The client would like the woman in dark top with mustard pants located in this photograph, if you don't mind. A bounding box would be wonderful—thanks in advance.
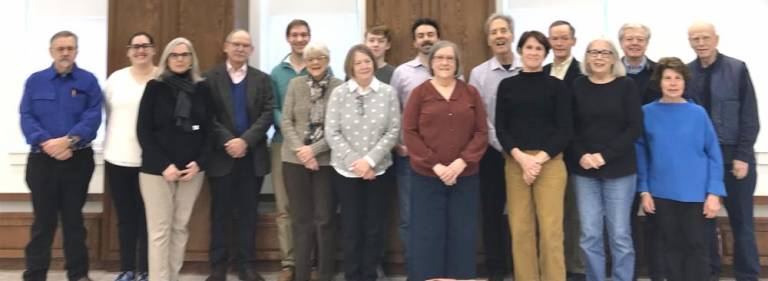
[496,31,572,281]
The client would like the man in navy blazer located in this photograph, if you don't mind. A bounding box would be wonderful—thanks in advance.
[204,29,274,281]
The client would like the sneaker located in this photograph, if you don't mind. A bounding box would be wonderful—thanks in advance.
[114,272,135,281]
[136,272,149,281]
[278,267,294,281]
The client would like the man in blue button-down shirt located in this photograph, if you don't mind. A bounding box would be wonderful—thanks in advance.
[19,30,102,281]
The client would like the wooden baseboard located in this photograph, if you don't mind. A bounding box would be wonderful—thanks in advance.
[0,193,102,201]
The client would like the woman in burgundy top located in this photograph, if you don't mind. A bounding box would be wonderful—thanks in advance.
[402,40,488,281]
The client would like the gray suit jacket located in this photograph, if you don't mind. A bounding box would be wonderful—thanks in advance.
[204,63,275,177]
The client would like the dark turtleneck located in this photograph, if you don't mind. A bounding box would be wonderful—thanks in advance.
[495,70,573,157]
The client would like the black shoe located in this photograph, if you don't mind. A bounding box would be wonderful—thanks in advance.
[487,273,505,281]
[566,272,586,281]
[206,264,228,281]
[239,267,265,281]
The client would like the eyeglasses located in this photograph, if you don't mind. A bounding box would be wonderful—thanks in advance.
[168,52,192,60]
[227,41,252,49]
[306,56,327,63]
[586,49,613,58]
[127,43,154,50]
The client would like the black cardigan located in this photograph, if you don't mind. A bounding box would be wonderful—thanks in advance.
[137,78,213,175]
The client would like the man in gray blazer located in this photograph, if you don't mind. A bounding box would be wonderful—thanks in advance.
[204,29,274,281]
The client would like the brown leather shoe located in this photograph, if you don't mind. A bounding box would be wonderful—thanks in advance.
[277,266,294,281]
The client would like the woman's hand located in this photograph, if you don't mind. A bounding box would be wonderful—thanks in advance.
[304,157,319,171]
[640,192,655,214]
[162,164,181,182]
[296,145,315,163]
[179,161,200,182]
[512,149,541,185]
[350,158,373,178]
[703,194,721,219]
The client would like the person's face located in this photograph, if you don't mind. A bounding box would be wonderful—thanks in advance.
[167,43,192,74]
[126,35,155,66]
[660,68,685,100]
[365,33,390,60]
[413,24,439,55]
[287,25,310,55]
[620,27,649,60]
[430,46,457,79]
[224,31,253,65]
[487,18,514,56]
[305,53,329,79]
[49,36,78,71]
[351,51,374,81]
[586,40,615,76]
[688,26,719,62]
[548,24,576,60]
[519,37,546,70]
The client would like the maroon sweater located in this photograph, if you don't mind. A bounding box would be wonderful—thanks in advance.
[403,79,488,177]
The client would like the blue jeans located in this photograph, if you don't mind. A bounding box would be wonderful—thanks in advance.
[709,160,759,281]
[394,155,412,272]
[572,174,636,281]
[409,173,479,281]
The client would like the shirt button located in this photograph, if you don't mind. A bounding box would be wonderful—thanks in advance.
[448,113,453,116]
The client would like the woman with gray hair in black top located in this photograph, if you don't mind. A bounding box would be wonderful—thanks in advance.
[136,37,212,281]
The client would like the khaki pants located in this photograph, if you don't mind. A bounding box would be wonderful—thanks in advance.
[505,152,566,281]
[271,142,294,267]
[139,172,204,281]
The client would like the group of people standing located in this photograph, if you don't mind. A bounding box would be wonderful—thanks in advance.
[18,12,758,281]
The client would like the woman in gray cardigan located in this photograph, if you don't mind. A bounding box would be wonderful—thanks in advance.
[280,41,343,281]
[325,44,400,281]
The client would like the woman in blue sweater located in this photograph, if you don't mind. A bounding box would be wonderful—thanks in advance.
[635,57,725,281]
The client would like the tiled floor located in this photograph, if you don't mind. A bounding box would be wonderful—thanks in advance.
[0,270,756,281]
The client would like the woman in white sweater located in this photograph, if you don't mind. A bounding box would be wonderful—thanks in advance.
[103,32,157,281]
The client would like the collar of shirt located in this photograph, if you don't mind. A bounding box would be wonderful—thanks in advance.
[552,55,573,70]
[45,63,82,80]
[348,77,381,95]
[405,56,427,69]
[489,55,522,73]
[623,56,647,75]
[226,60,248,83]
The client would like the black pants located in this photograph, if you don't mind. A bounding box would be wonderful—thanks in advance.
[283,162,336,281]
[105,161,148,273]
[478,148,510,276]
[208,154,264,268]
[655,198,710,281]
[24,148,95,281]
[631,193,665,280]
[334,171,393,281]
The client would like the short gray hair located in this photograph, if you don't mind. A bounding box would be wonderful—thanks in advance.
[580,38,626,77]
[484,13,514,36]
[225,28,251,43]
[155,37,204,83]
[50,30,78,47]
[302,41,330,61]
[427,40,462,77]
[618,23,651,41]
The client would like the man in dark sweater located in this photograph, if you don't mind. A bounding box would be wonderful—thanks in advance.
[204,29,274,281]
[619,23,660,104]
[618,22,664,281]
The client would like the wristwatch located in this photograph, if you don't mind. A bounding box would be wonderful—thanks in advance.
[67,135,78,148]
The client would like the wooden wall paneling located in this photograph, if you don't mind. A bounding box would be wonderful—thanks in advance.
[176,0,233,71]
[366,0,431,66]
[0,213,101,259]
[430,0,493,78]
[107,0,164,75]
